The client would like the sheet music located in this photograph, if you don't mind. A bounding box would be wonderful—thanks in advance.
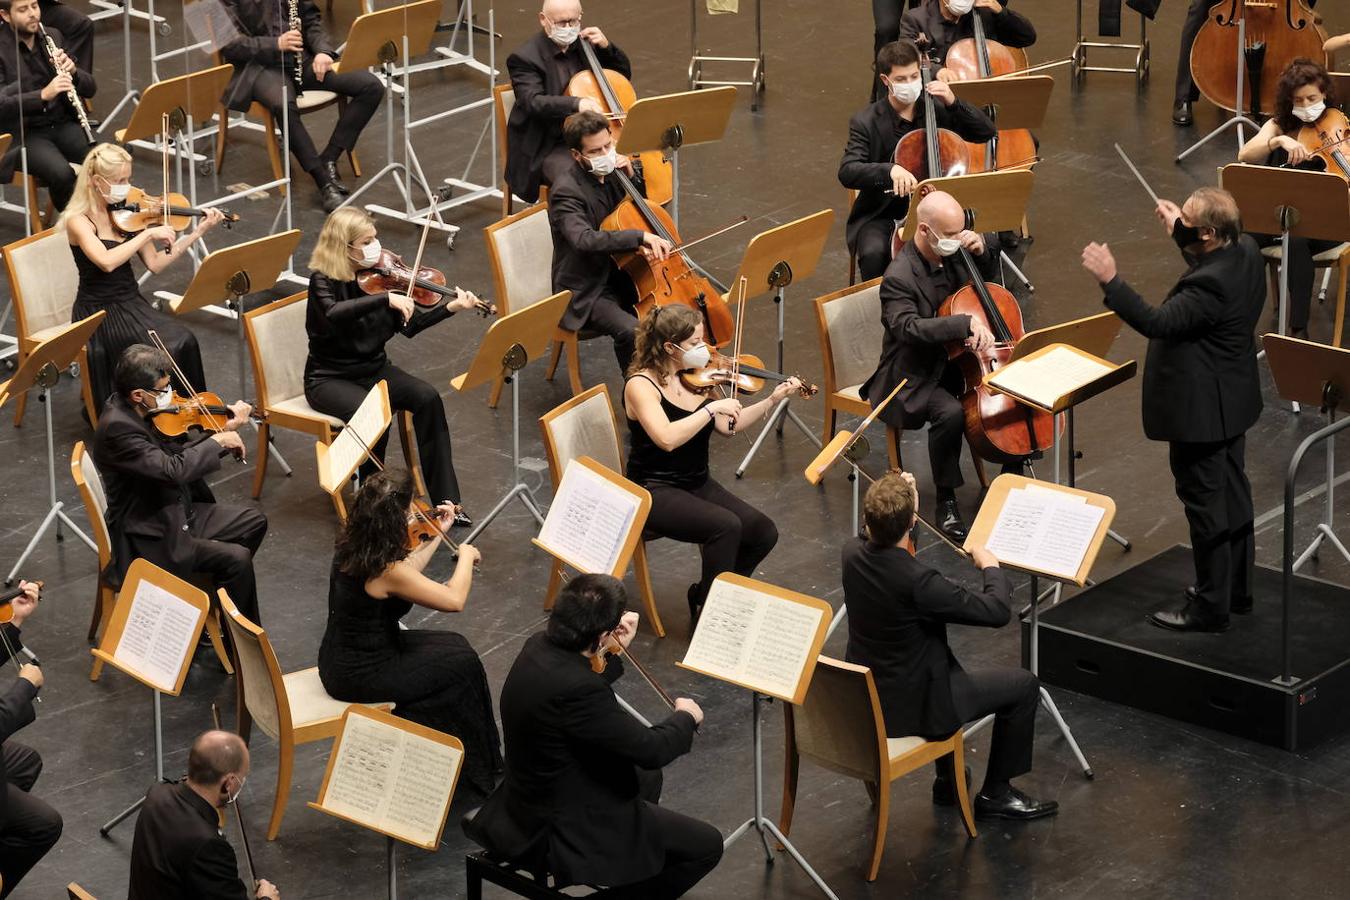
[537,461,640,574]
[112,580,201,691]
[319,383,391,492]
[322,713,462,847]
[988,346,1114,409]
[183,0,241,52]
[681,581,824,700]
[983,487,1105,580]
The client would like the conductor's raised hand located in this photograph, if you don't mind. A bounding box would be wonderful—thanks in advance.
[674,697,704,726]
[1081,241,1118,284]
[277,29,303,53]
[1154,198,1183,234]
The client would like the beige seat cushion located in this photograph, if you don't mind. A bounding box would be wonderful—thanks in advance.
[282,667,392,728]
[296,90,338,111]
[887,735,928,762]
[1261,242,1350,263]
[837,383,864,402]
[269,395,345,428]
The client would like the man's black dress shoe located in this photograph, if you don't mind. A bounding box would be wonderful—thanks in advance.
[1172,100,1194,126]
[688,583,703,626]
[452,509,473,528]
[937,499,968,543]
[1185,585,1252,615]
[323,160,350,195]
[973,787,1059,821]
[319,182,345,213]
[932,765,971,807]
[1148,605,1229,633]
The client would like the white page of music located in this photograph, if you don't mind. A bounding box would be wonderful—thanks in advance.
[113,580,200,691]
[991,346,1113,407]
[538,461,639,574]
[322,713,462,847]
[983,487,1105,580]
[321,385,389,490]
[682,580,823,700]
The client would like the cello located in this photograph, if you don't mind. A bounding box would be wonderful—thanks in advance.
[1190,0,1327,119]
[944,13,1037,175]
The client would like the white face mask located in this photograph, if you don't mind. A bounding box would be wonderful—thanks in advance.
[142,386,173,411]
[927,228,963,257]
[549,22,579,47]
[676,342,711,370]
[587,148,618,177]
[101,179,130,204]
[1293,101,1326,124]
[226,774,246,806]
[352,239,382,266]
[890,79,922,106]
[946,0,975,14]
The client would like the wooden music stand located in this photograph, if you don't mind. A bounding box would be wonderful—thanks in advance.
[315,379,392,495]
[309,706,464,900]
[94,559,210,836]
[898,169,1034,241]
[728,209,834,476]
[451,291,570,545]
[116,63,234,146]
[615,86,737,226]
[0,313,105,584]
[949,75,1054,168]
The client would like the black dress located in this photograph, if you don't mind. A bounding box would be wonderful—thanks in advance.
[317,562,502,795]
[70,220,206,415]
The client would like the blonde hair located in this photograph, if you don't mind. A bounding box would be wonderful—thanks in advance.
[308,207,376,281]
[627,304,701,384]
[58,143,132,230]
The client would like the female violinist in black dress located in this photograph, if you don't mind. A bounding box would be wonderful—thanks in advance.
[61,143,224,421]
[622,305,802,622]
[318,471,502,796]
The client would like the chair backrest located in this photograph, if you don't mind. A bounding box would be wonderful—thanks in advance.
[3,227,79,341]
[539,384,624,485]
[788,656,885,783]
[815,278,883,395]
[244,292,308,407]
[70,441,112,569]
[66,884,97,900]
[218,589,293,742]
[493,83,515,163]
[484,203,554,315]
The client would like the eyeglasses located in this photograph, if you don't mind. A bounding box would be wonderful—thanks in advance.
[549,15,581,27]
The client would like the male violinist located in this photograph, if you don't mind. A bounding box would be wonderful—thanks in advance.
[548,109,672,373]
[505,0,631,204]
[899,0,1035,82]
[465,574,722,898]
[1082,188,1263,632]
[861,190,1022,541]
[92,344,269,625]
[841,39,996,282]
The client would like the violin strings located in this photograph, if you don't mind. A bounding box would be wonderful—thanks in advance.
[146,330,230,436]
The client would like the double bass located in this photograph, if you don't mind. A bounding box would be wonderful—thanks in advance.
[944,13,1037,174]
[1190,0,1327,119]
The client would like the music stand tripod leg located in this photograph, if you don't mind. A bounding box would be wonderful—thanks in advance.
[1294,406,1350,569]
[1028,573,1093,778]
[1176,15,1259,163]
[461,355,545,545]
[100,690,168,836]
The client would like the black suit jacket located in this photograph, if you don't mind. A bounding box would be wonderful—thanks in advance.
[0,672,39,829]
[842,537,1011,738]
[505,32,631,203]
[467,633,698,887]
[1102,236,1264,443]
[128,782,250,900]
[219,0,336,112]
[91,394,222,587]
[0,25,96,176]
[839,97,995,251]
[547,162,646,331]
[899,0,1036,65]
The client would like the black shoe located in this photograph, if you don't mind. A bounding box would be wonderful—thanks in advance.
[1172,100,1194,126]
[688,583,704,626]
[932,765,971,807]
[1148,604,1230,633]
[937,499,968,543]
[1185,585,1252,615]
[998,229,1021,251]
[319,182,345,213]
[974,787,1059,821]
[452,509,473,529]
[323,160,351,196]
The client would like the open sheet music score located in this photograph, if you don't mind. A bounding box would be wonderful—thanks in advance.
[317,381,391,493]
[113,579,203,693]
[678,574,830,704]
[535,457,644,576]
[313,707,463,850]
[986,345,1115,411]
[980,482,1107,582]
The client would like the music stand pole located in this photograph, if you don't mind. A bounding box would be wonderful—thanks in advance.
[462,346,545,545]
[1176,14,1259,163]
[99,689,167,835]
[1025,573,1093,777]
[99,0,142,132]
[387,836,398,900]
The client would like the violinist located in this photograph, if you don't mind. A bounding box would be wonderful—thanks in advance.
[1081,188,1263,633]
[841,39,995,282]
[1236,58,1342,340]
[466,574,721,899]
[0,0,95,212]
[505,0,631,203]
[91,344,268,625]
[550,110,673,373]
[305,208,481,525]
[61,143,225,422]
[624,305,798,623]
[317,472,501,797]
[899,0,1035,82]
[862,190,1021,542]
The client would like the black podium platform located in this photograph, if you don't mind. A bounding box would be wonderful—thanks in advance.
[1027,545,1350,751]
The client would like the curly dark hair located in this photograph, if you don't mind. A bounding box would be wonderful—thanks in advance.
[334,471,414,582]
[626,304,702,384]
[1273,58,1337,137]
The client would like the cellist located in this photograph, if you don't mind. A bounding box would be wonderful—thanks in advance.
[899,0,1035,83]
[548,110,672,373]
[840,39,995,282]
[861,190,1026,542]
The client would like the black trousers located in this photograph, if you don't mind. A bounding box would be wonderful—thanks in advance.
[902,368,967,492]
[1252,234,1340,332]
[130,502,268,623]
[869,0,924,100]
[1168,434,1255,616]
[592,804,724,900]
[2,120,89,211]
[857,217,895,282]
[39,1,95,73]
[306,363,462,505]
[0,742,62,898]
[584,295,639,372]
[645,477,778,606]
[936,667,1039,789]
[250,65,384,178]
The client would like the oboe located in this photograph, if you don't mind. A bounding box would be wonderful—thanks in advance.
[38,25,94,144]
[288,0,303,89]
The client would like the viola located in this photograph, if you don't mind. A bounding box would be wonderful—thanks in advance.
[0,581,42,624]
[566,38,673,206]
[1290,107,1350,179]
[1190,0,1326,119]
[110,186,239,233]
[356,249,496,315]
[944,13,1037,176]
[146,390,260,437]
[679,351,817,397]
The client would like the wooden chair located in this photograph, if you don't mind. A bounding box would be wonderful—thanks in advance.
[242,291,423,519]
[2,227,96,426]
[218,589,394,840]
[484,203,589,406]
[0,133,47,234]
[72,441,235,682]
[780,656,977,881]
[847,188,859,286]
[66,884,97,900]
[493,84,516,218]
[538,384,665,638]
[1260,242,1350,347]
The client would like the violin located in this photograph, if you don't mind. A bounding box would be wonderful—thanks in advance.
[1190,0,1326,119]
[679,351,818,398]
[566,38,674,206]
[0,581,42,624]
[356,249,497,316]
[146,390,262,437]
[1290,107,1350,179]
[944,13,1037,175]
[110,186,239,233]
[589,634,677,710]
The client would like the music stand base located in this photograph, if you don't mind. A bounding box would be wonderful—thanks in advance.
[462,482,544,545]
[1294,524,1350,571]
[100,690,169,837]
[734,400,821,478]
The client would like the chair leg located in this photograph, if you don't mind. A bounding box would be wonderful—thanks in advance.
[89,654,105,682]
[1334,258,1349,348]
[487,373,506,409]
[215,105,229,173]
[79,347,98,425]
[632,541,665,638]
[866,782,891,881]
[951,740,977,839]
[566,338,584,396]
[823,405,838,448]
[267,738,295,841]
[886,425,903,470]
[88,584,114,644]
[251,422,270,499]
[545,339,564,381]
[968,440,990,489]
[205,613,235,676]
[261,108,287,197]
[331,489,348,521]
[848,252,857,287]
[25,176,43,234]
[11,365,27,426]
[237,674,253,744]
[778,709,800,838]
[544,561,563,611]
[398,411,429,500]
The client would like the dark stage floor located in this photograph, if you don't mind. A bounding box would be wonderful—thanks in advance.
[4,1,1350,898]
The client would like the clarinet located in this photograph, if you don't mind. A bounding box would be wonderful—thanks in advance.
[288,0,304,89]
[39,24,95,144]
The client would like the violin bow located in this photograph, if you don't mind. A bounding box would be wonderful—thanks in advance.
[1113,143,1160,206]
[725,276,750,433]
[159,114,172,254]
[145,330,237,460]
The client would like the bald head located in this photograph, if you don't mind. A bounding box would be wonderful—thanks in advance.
[540,0,582,35]
[187,730,248,788]
[915,191,964,234]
